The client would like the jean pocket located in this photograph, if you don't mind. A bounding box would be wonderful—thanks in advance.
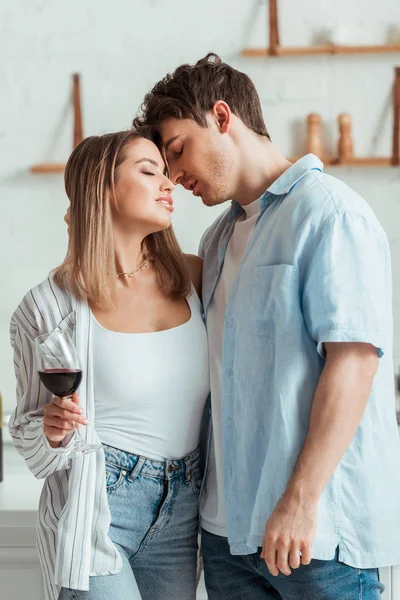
[105,461,126,492]
[190,465,203,495]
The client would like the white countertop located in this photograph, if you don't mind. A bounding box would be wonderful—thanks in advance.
[0,443,43,530]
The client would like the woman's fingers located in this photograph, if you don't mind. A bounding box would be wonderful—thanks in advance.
[44,393,86,445]
[47,394,88,425]
[52,394,82,414]
[44,418,74,432]
[45,403,88,426]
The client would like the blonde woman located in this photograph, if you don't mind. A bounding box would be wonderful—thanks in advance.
[9,130,210,600]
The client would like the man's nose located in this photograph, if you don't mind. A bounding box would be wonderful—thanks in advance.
[169,167,184,186]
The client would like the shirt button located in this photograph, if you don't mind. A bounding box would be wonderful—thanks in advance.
[121,470,127,476]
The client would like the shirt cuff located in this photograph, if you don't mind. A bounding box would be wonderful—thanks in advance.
[42,429,78,453]
[315,328,384,359]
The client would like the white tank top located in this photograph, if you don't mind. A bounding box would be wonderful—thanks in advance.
[92,288,210,460]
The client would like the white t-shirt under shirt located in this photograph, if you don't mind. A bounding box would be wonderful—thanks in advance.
[200,198,261,536]
[92,288,210,461]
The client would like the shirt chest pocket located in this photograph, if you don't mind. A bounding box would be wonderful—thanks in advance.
[250,264,300,337]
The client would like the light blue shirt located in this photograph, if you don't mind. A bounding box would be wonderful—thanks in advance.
[199,154,400,568]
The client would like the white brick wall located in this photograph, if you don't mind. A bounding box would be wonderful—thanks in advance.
[2,0,400,413]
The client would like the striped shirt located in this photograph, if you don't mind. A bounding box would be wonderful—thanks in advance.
[9,278,122,600]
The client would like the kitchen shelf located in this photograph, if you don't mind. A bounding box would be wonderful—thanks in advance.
[30,73,83,175]
[30,163,66,174]
[242,1,400,58]
[244,2,400,165]
[289,156,393,166]
[242,44,400,58]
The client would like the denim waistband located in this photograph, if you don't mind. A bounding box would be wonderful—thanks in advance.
[102,443,201,482]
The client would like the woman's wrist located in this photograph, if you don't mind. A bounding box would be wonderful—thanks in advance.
[47,437,61,449]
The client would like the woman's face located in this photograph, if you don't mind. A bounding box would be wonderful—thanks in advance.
[112,137,174,234]
[63,137,174,236]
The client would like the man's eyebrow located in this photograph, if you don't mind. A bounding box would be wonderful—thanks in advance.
[165,135,181,151]
[135,158,160,168]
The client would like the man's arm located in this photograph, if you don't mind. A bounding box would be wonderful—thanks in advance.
[185,253,203,298]
[262,341,378,576]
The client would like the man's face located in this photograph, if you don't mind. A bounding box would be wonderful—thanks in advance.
[160,115,236,207]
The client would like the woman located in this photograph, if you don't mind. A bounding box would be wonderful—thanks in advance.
[9,130,210,600]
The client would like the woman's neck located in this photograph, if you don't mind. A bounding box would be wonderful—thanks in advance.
[113,231,147,275]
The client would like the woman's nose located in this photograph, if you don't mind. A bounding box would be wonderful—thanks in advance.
[163,177,175,193]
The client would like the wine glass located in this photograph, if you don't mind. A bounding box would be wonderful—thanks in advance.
[34,330,101,457]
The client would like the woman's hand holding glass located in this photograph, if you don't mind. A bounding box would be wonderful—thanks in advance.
[35,330,101,456]
[43,393,88,448]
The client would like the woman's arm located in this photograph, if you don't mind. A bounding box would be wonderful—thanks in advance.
[185,253,203,298]
[9,316,74,479]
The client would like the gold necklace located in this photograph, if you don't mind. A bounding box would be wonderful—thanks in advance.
[116,261,149,278]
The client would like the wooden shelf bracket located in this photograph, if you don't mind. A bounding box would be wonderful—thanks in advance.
[30,73,84,174]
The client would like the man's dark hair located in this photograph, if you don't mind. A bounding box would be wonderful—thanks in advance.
[133,52,270,140]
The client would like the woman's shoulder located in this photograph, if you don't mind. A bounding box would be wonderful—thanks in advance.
[184,254,203,298]
[11,277,73,339]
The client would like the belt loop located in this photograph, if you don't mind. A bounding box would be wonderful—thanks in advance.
[128,456,145,481]
[185,455,191,483]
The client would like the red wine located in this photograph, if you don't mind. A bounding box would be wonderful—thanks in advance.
[39,368,82,397]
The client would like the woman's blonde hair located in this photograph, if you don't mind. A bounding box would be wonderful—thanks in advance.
[53,130,191,309]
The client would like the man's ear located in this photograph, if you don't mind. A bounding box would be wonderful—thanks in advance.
[210,101,232,134]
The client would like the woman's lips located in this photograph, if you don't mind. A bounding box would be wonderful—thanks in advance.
[156,197,174,211]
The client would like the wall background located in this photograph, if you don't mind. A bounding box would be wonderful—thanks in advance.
[2,0,400,415]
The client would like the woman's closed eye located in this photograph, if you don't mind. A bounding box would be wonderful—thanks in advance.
[143,171,156,176]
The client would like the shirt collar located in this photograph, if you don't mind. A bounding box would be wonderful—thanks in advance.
[228,154,323,221]
[266,154,323,196]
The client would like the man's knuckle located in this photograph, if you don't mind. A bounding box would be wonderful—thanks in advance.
[276,561,285,570]
[266,531,276,543]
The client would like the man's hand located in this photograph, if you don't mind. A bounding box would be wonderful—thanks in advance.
[260,342,377,577]
[261,494,317,576]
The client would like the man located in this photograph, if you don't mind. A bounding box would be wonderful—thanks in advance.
[133,53,400,599]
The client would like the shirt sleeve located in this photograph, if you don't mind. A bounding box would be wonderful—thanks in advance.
[301,211,389,359]
[198,229,208,260]
[9,316,75,479]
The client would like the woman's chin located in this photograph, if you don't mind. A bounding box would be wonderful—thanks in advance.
[149,216,172,233]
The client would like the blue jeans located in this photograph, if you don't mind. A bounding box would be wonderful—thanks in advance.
[59,444,202,600]
[201,529,384,600]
